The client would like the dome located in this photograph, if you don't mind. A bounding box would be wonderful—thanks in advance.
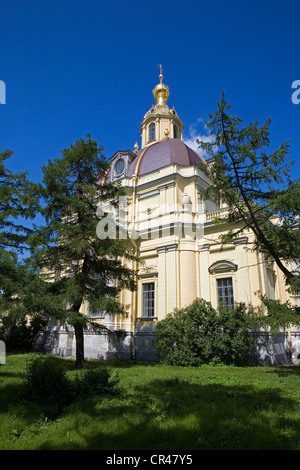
[127,138,207,177]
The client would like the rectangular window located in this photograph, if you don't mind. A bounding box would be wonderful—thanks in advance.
[173,124,178,138]
[148,123,155,141]
[142,282,155,317]
[217,278,234,310]
[87,308,105,319]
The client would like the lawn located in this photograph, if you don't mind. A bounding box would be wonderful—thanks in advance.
[0,353,300,450]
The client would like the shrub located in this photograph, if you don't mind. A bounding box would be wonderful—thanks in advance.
[22,356,120,418]
[0,314,47,352]
[154,298,254,366]
[73,367,119,398]
[23,355,73,418]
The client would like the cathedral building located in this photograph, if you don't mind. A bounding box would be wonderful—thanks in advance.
[41,68,296,364]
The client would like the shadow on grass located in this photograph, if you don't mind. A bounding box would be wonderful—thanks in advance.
[266,365,300,378]
[1,355,300,450]
[79,358,158,370]
[0,355,151,417]
[36,377,300,451]
[30,355,157,370]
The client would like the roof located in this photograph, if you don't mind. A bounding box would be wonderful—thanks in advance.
[128,138,207,177]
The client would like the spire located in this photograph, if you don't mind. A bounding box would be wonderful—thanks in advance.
[153,64,170,105]
[140,66,184,148]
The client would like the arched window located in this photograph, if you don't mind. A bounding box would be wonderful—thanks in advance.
[173,124,178,138]
[148,123,155,141]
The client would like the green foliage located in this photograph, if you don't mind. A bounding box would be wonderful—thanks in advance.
[1,137,136,366]
[0,256,57,352]
[0,150,47,353]
[197,92,300,293]
[154,298,254,366]
[23,356,73,418]
[0,313,47,352]
[27,135,137,368]
[22,356,119,418]
[1,355,300,450]
[0,149,38,253]
[257,294,300,335]
[73,367,119,398]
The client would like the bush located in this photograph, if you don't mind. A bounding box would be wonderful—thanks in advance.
[22,356,120,418]
[73,367,119,398]
[154,298,254,366]
[23,356,73,418]
[0,314,47,352]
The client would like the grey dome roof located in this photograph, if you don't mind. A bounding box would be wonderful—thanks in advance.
[128,138,207,177]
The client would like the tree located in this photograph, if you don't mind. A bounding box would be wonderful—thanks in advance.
[0,150,45,350]
[29,135,137,368]
[0,149,38,292]
[258,294,300,335]
[198,92,300,295]
[0,149,38,253]
[0,260,49,351]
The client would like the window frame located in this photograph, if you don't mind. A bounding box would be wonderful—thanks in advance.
[173,124,178,138]
[148,123,156,142]
[142,281,156,318]
[216,277,234,310]
[87,309,105,319]
[208,260,237,310]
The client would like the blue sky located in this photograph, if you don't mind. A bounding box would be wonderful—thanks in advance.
[1,0,300,183]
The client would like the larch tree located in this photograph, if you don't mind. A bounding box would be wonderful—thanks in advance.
[0,149,38,254]
[0,150,45,349]
[197,93,300,327]
[198,92,300,292]
[29,135,137,368]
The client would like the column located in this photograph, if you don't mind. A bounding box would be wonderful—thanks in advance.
[157,246,167,320]
[166,244,178,314]
[234,237,251,304]
[199,244,210,301]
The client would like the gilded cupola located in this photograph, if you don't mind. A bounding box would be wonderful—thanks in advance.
[140,65,184,148]
[153,66,170,105]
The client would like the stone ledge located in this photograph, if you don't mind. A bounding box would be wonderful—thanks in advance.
[136,317,158,321]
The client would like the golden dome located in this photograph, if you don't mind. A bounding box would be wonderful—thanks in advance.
[140,65,184,147]
[152,64,170,105]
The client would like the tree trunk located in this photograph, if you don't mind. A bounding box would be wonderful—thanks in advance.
[74,322,85,369]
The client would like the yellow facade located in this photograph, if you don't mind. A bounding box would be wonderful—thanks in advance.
[98,68,291,341]
[36,67,298,365]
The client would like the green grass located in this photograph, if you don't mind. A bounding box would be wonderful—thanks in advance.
[0,353,300,450]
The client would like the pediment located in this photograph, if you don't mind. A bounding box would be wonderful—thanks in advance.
[209,260,238,273]
[110,150,136,164]
[109,150,136,181]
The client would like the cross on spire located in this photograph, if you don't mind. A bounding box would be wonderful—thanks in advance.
[158,64,164,75]
[158,64,164,82]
